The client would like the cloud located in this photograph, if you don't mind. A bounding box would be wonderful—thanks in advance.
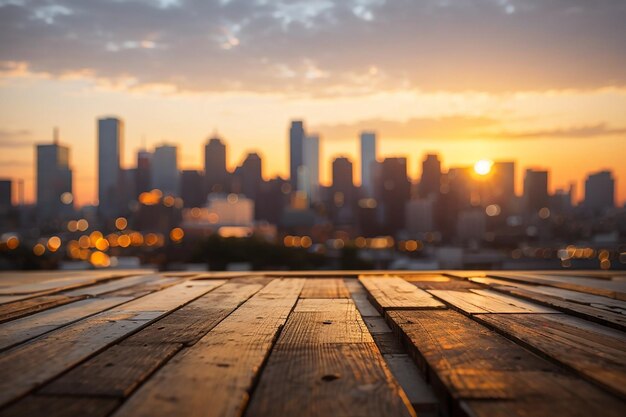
[314,116,498,140]
[313,118,626,141]
[0,129,33,147]
[0,0,625,95]
[494,123,626,139]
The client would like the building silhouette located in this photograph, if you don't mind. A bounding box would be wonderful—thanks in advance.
[0,179,11,214]
[236,152,263,201]
[289,120,305,189]
[584,170,615,214]
[181,170,205,208]
[523,169,549,216]
[419,154,441,199]
[204,136,228,194]
[97,117,123,217]
[379,157,411,235]
[152,144,179,196]
[36,129,73,219]
[302,134,320,205]
[135,149,153,195]
[360,131,377,198]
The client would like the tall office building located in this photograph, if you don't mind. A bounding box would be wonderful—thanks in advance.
[488,161,515,211]
[152,144,179,196]
[36,129,73,219]
[302,134,320,204]
[0,179,11,213]
[97,117,123,216]
[204,136,228,194]
[181,170,205,208]
[289,120,305,189]
[419,154,441,199]
[135,149,153,195]
[523,169,549,215]
[584,170,615,213]
[379,157,411,235]
[360,131,377,198]
[332,157,354,197]
[238,152,263,200]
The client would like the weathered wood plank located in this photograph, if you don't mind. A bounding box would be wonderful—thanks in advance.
[490,272,626,301]
[0,396,120,417]
[475,313,626,399]
[0,294,85,323]
[245,298,416,417]
[40,281,265,399]
[0,280,224,407]
[359,276,445,312]
[0,272,142,295]
[300,278,350,298]
[471,277,626,330]
[0,297,133,351]
[113,278,304,417]
[428,289,556,314]
[40,343,182,398]
[387,309,623,417]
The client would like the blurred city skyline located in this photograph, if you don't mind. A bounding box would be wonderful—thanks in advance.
[1,0,626,206]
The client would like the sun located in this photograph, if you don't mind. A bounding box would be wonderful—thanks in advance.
[474,159,493,176]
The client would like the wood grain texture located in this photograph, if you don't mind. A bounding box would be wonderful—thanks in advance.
[489,272,626,301]
[40,343,182,397]
[113,278,304,417]
[428,289,556,314]
[0,294,85,323]
[245,298,415,417]
[300,278,350,298]
[0,396,120,417]
[0,297,133,351]
[0,280,224,407]
[471,277,626,330]
[475,313,626,399]
[387,309,624,417]
[359,276,445,312]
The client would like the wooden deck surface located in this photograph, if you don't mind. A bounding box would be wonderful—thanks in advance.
[0,270,624,417]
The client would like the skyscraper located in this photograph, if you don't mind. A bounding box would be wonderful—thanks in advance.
[238,152,263,200]
[331,156,355,223]
[523,169,549,215]
[97,117,123,216]
[360,131,377,198]
[489,161,515,210]
[289,120,305,189]
[419,154,441,199]
[379,157,411,235]
[152,144,179,195]
[181,170,205,208]
[302,134,320,204]
[36,129,73,219]
[135,149,153,195]
[204,136,228,194]
[584,170,615,213]
[0,179,11,213]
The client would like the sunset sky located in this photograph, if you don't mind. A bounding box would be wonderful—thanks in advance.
[1,0,625,206]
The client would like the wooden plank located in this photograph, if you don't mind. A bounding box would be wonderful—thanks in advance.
[40,343,182,398]
[0,280,225,407]
[245,298,416,417]
[0,396,119,417]
[387,309,623,417]
[113,278,304,417]
[124,280,265,346]
[0,271,141,295]
[471,278,626,330]
[40,281,265,398]
[472,276,626,313]
[475,313,626,399]
[0,297,133,351]
[359,276,445,312]
[300,278,350,298]
[428,289,556,314]
[0,294,85,323]
[490,272,626,301]
[63,274,169,297]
